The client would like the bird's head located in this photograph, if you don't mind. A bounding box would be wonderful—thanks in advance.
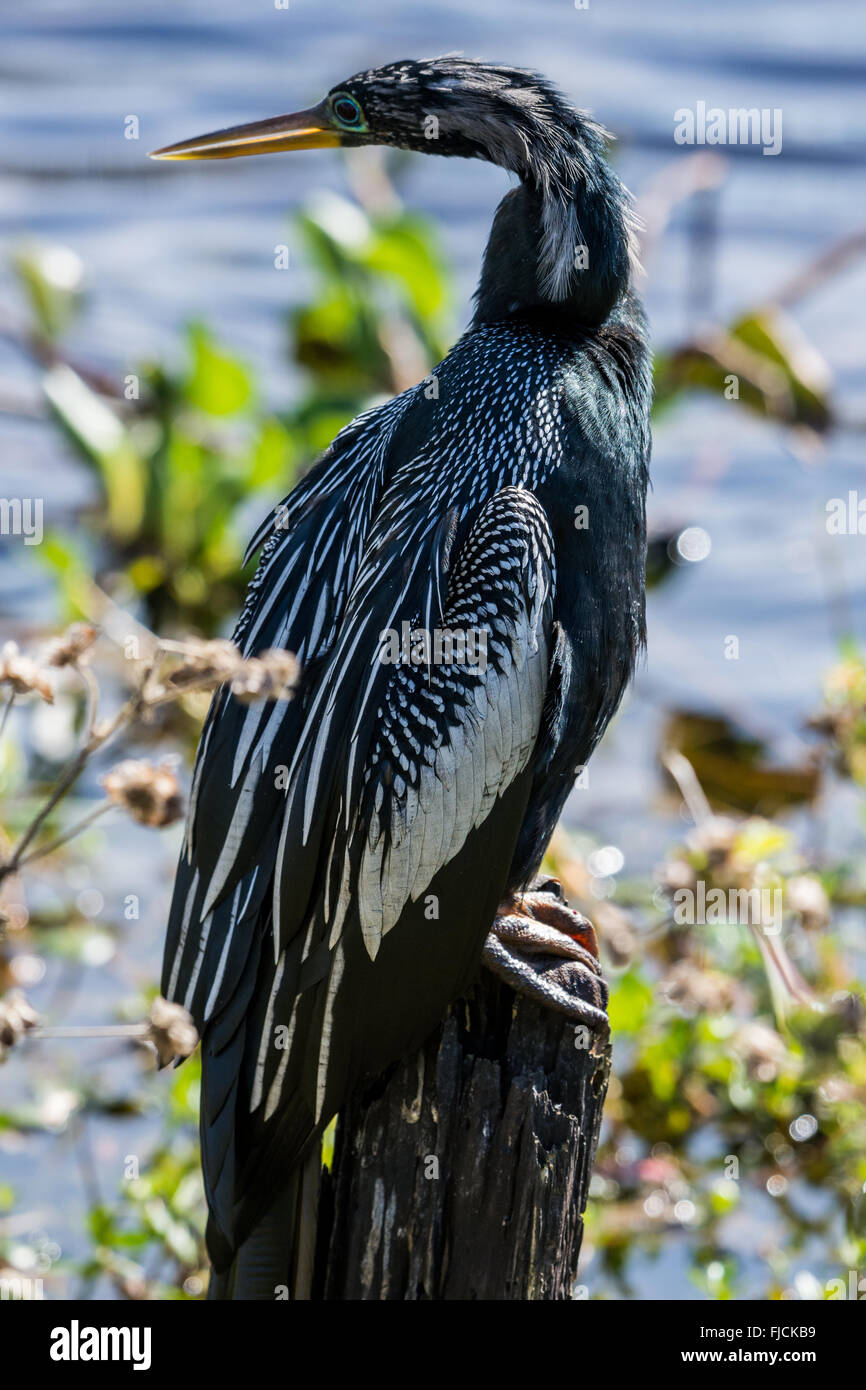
[150,56,638,314]
[150,56,583,167]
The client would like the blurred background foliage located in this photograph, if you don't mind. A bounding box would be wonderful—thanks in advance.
[11,184,451,637]
[2,148,865,1301]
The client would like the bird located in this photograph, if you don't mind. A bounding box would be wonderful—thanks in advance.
[150,55,652,1299]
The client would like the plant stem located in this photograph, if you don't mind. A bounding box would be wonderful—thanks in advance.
[16,802,114,868]
[0,653,159,883]
[0,692,15,742]
[1,747,90,880]
[32,1023,150,1041]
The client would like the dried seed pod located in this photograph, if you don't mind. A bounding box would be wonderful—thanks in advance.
[165,638,243,693]
[147,996,198,1066]
[230,648,299,703]
[785,874,830,931]
[102,759,184,827]
[0,642,53,703]
[45,623,98,668]
[0,990,39,1062]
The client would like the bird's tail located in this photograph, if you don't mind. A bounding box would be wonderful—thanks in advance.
[207,1146,322,1301]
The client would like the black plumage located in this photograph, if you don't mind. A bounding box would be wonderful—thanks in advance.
[152,56,652,1297]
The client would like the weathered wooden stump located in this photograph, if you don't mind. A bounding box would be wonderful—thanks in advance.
[315,957,610,1300]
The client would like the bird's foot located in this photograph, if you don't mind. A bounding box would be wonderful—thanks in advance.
[482,877,609,1039]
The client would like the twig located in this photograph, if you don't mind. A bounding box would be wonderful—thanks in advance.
[71,1114,102,1219]
[0,692,14,742]
[77,663,100,739]
[16,801,114,869]
[0,308,122,399]
[772,227,866,310]
[2,747,90,879]
[32,1023,150,1041]
[661,748,712,825]
[0,649,159,883]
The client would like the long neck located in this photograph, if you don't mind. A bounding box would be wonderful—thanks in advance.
[472,126,635,329]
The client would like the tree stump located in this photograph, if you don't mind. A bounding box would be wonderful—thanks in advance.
[315,961,610,1300]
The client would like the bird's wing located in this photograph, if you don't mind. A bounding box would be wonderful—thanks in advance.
[161,390,412,1026]
[330,484,555,959]
[248,484,556,1132]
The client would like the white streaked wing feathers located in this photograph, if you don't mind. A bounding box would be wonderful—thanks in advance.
[341,487,555,958]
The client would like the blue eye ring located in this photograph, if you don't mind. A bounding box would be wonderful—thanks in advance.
[331,92,364,128]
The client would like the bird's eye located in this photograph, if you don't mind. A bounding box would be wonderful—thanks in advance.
[332,93,363,127]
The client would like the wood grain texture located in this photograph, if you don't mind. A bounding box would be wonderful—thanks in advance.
[315,971,610,1300]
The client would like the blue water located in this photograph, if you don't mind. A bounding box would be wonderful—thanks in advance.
[1,0,865,1299]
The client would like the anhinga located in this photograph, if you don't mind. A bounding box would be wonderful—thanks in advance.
[150,56,651,1299]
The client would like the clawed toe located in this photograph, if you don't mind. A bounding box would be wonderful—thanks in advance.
[515,888,599,959]
[483,881,609,1037]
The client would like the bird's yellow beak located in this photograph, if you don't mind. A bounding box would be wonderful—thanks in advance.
[148,104,342,161]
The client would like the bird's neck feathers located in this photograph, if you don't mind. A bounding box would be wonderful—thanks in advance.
[468,103,640,328]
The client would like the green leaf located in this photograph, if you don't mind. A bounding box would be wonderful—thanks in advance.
[731,307,832,431]
[297,198,372,273]
[42,365,146,542]
[364,215,449,320]
[33,530,96,620]
[653,306,832,432]
[184,324,254,416]
[733,818,791,865]
[247,417,297,490]
[12,244,84,340]
[608,969,653,1034]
